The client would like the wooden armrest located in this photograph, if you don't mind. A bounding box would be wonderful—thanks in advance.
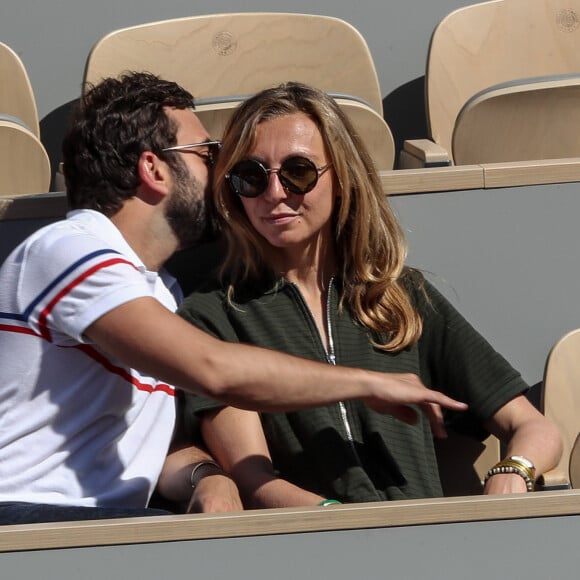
[399,139,451,168]
[537,468,572,491]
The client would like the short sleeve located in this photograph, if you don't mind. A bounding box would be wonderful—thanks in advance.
[19,230,155,344]
[409,271,528,436]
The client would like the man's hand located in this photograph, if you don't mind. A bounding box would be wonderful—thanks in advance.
[363,373,468,438]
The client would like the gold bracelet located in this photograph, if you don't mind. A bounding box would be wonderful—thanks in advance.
[508,455,536,479]
[502,457,536,482]
[483,456,536,492]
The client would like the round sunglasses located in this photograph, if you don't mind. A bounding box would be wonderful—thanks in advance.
[226,156,331,198]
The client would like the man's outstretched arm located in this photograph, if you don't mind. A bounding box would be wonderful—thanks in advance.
[86,297,468,424]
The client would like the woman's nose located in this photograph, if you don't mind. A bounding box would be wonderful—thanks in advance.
[262,169,289,201]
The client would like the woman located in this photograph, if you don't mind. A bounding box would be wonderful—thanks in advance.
[177,82,561,507]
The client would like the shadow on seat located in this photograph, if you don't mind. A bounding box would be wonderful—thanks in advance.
[435,433,499,496]
[82,13,395,171]
[540,328,580,489]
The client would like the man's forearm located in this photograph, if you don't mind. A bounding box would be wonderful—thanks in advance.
[88,298,468,420]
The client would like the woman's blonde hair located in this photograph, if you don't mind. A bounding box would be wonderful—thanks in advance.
[212,82,422,351]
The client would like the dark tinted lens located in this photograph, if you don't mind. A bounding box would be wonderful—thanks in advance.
[227,159,268,197]
[279,157,319,194]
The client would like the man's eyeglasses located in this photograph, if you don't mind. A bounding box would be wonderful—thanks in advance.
[161,140,222,166]
[226,156,331,198]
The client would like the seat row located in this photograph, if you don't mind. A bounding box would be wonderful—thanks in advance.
[5,1,580,195]
[84,1,580,173]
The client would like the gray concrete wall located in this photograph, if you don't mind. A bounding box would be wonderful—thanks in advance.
[2,514,580,579]
[390,182,580,389]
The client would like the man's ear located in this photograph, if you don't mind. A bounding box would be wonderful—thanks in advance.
[138,151,172,199]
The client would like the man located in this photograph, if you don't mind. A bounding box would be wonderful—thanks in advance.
[0,72,465,524]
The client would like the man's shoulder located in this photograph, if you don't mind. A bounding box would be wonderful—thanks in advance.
[20,211,107,249]
[0,211,140,296]
[1,217,90,272]
[31,220,123,267]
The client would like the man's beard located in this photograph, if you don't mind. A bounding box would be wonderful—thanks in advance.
[165,161,219,250]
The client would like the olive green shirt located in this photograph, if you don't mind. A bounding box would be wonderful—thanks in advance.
[178,270,527,502]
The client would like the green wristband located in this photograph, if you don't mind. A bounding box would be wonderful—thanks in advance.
[318,499,342,506]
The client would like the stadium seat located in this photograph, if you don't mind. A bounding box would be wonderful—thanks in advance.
[452,75,580,165]
[0,115,51,197]
[400,0,580,166]
[540,328,580,489]
[0,41,40,138]
[83,13,395,171]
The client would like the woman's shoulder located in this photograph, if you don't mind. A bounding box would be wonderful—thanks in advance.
[399,266,428,297]
[179,283,228,315]
[178,275,281,315]
[398,267,447,317]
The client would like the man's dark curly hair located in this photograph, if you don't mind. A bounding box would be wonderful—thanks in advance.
[62,71,194,215]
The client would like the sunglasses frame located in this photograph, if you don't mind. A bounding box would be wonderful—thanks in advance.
[226,156,331,198]
[161,140,222,166]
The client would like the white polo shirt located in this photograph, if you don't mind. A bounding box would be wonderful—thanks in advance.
[0,209,179,508]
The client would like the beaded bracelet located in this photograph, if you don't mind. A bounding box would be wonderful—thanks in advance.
[483,456,536,492]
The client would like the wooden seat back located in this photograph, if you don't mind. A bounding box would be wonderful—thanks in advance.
[426,0,580,162]
[453,75,580,164]
[0,42,40,138]
[83,13,394,170]
[541,328,580,488]
[0,117,51,197]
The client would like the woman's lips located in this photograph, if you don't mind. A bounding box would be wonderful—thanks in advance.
[264,213,298,225]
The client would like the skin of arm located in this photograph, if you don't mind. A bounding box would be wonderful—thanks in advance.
[202,397,563,503]
[482,394,563,494]
[85,297,468,420]
[201,407,325,508]
[157,443,243,513]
